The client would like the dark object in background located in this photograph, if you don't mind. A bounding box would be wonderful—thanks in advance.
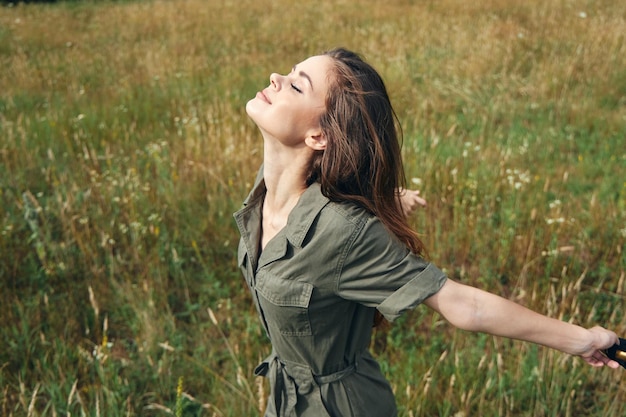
[605,337,626,369]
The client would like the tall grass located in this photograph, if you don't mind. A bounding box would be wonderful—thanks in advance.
[1,0,624,415]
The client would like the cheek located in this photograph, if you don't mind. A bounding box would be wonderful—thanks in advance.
[294,105,324,130]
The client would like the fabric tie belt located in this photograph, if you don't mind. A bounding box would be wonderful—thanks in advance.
[254,351,357,417]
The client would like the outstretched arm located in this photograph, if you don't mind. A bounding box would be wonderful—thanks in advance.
[424,279,620,368]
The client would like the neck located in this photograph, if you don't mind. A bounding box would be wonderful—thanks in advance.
[262,138,312,209]
[259,139,312,249]
[262,165,308,225]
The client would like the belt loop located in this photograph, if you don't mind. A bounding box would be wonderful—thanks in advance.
[254,351,277,377]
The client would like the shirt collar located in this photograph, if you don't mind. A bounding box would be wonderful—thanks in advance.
[284,182,330,248]
[239,170,330,249]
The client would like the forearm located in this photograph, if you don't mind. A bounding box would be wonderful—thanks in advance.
[425,279,591,355]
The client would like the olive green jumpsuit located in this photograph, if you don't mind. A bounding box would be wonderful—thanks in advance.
[234,173,447,417]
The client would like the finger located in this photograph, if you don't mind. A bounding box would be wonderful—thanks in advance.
[415,196,427,207]
[585,351,620,368]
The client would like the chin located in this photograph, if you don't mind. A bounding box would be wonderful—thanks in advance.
[245,99,257,119]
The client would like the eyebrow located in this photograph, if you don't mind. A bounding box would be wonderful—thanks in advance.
[292,65,314,91]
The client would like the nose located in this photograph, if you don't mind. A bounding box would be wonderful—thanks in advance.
[269,73,282,90]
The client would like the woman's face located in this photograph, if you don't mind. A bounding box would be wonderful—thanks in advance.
[246,55,332,148]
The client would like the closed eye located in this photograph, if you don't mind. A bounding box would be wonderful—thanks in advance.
[291,83,303,94]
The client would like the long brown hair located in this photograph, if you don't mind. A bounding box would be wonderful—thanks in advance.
[307,47,425,257]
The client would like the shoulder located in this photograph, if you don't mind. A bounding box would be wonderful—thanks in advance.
[315,193,375,239]
[315,199,395,256]
[298,182,373,227]
[324,200,371,226]
[290,183,376,249]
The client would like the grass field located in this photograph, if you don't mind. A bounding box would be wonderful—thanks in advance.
[1,0,625,415]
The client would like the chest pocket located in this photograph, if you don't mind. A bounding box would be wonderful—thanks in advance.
[255,272,313,337]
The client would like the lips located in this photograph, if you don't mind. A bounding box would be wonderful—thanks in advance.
[257,89,272,104]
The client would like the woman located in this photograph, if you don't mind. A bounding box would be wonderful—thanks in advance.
[234,48,620,417]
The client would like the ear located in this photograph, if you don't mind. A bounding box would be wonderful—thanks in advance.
[304,129,326,151]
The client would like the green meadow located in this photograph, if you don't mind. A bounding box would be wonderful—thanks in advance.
[1,0,624,415]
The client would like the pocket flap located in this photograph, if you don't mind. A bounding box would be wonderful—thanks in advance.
[256,274,313,308]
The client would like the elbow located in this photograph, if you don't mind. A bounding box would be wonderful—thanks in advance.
[427,280,484,332]
[453,293,483,332]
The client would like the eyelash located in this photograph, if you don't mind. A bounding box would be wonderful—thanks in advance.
[291,83,302,94]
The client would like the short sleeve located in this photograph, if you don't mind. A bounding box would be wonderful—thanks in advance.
[337,217,447,322]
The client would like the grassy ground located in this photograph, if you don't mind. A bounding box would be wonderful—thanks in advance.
[1,0,625,415]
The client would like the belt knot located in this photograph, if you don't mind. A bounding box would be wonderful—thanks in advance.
[254,352,358,416]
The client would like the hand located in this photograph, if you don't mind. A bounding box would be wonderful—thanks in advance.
[398,188,427,217]
[576,326,621,368]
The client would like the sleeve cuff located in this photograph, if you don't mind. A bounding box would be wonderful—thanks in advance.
[377,263,447,322]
